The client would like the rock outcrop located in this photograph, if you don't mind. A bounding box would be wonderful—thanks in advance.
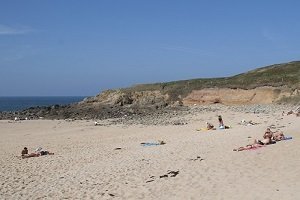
[1,61,299,120]
[182,87,298,105]
[81,89,170,108]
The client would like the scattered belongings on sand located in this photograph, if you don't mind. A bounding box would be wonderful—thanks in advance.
[282,107,300,116]
[239,119,259,126]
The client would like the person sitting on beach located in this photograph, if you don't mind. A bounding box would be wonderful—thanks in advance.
[273,132,285,141]
[272,130,286,141]
[264,128,287,141]
[253,128,277,145]
[21,147,28,156]
[206,122,216,130]
[263,128,273,139]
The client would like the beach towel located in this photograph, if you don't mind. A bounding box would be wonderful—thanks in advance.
[196,128,209,131]
[141,140,166,146]
[141,142,161,147]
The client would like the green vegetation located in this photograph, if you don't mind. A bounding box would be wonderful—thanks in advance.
[278,95,300,104]
[122,61,300,101]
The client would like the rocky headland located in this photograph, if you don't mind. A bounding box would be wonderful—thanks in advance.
[1,61,299,123]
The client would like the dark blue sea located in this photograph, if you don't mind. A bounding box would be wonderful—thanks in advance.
[0,96,87,112]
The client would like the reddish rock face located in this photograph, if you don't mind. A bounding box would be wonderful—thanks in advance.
[182,87,294,105]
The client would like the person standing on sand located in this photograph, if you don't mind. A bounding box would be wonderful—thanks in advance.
[218,115,230,129]
[218,115,224,128]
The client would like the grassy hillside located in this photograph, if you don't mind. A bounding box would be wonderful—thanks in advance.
[122,61,300,101]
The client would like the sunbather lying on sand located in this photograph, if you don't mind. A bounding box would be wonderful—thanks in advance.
[233,138,271,152]
[233,128,276,151]
[233,143,264,151]
[21,147,54,159]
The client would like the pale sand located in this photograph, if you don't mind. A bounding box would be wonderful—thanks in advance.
[0,107,299,200]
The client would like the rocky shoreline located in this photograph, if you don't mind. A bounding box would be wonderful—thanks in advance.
[0,102,296,126]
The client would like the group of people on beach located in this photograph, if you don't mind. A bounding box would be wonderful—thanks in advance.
[233,128,289,151]
[206,115,230,130]
[19,111,293,158]
[204,115,290,152]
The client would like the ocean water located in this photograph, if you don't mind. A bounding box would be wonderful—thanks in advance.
[0,96,87,112]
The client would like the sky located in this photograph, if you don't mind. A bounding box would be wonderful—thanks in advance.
[1,0,300,96]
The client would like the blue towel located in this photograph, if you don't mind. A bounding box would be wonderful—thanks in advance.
[283,136,293,140]
[141,142,161,146]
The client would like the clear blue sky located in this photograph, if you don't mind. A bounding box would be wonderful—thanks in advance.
[1,0,299,96]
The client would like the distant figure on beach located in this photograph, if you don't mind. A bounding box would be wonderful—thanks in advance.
[21,147,54,159]
[218,115,224,127]
[218,115,230,129]
[206,122,216,130]
[21,147,28,156]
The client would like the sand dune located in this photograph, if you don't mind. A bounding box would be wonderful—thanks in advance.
[0,106,299,199]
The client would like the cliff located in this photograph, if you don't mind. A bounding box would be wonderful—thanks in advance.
[80,61,300,107]
[1,61,299,120]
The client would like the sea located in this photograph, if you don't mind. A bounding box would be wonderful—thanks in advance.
[0,96,87,112]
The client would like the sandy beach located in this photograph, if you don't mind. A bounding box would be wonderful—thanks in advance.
[0,105,299,200]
